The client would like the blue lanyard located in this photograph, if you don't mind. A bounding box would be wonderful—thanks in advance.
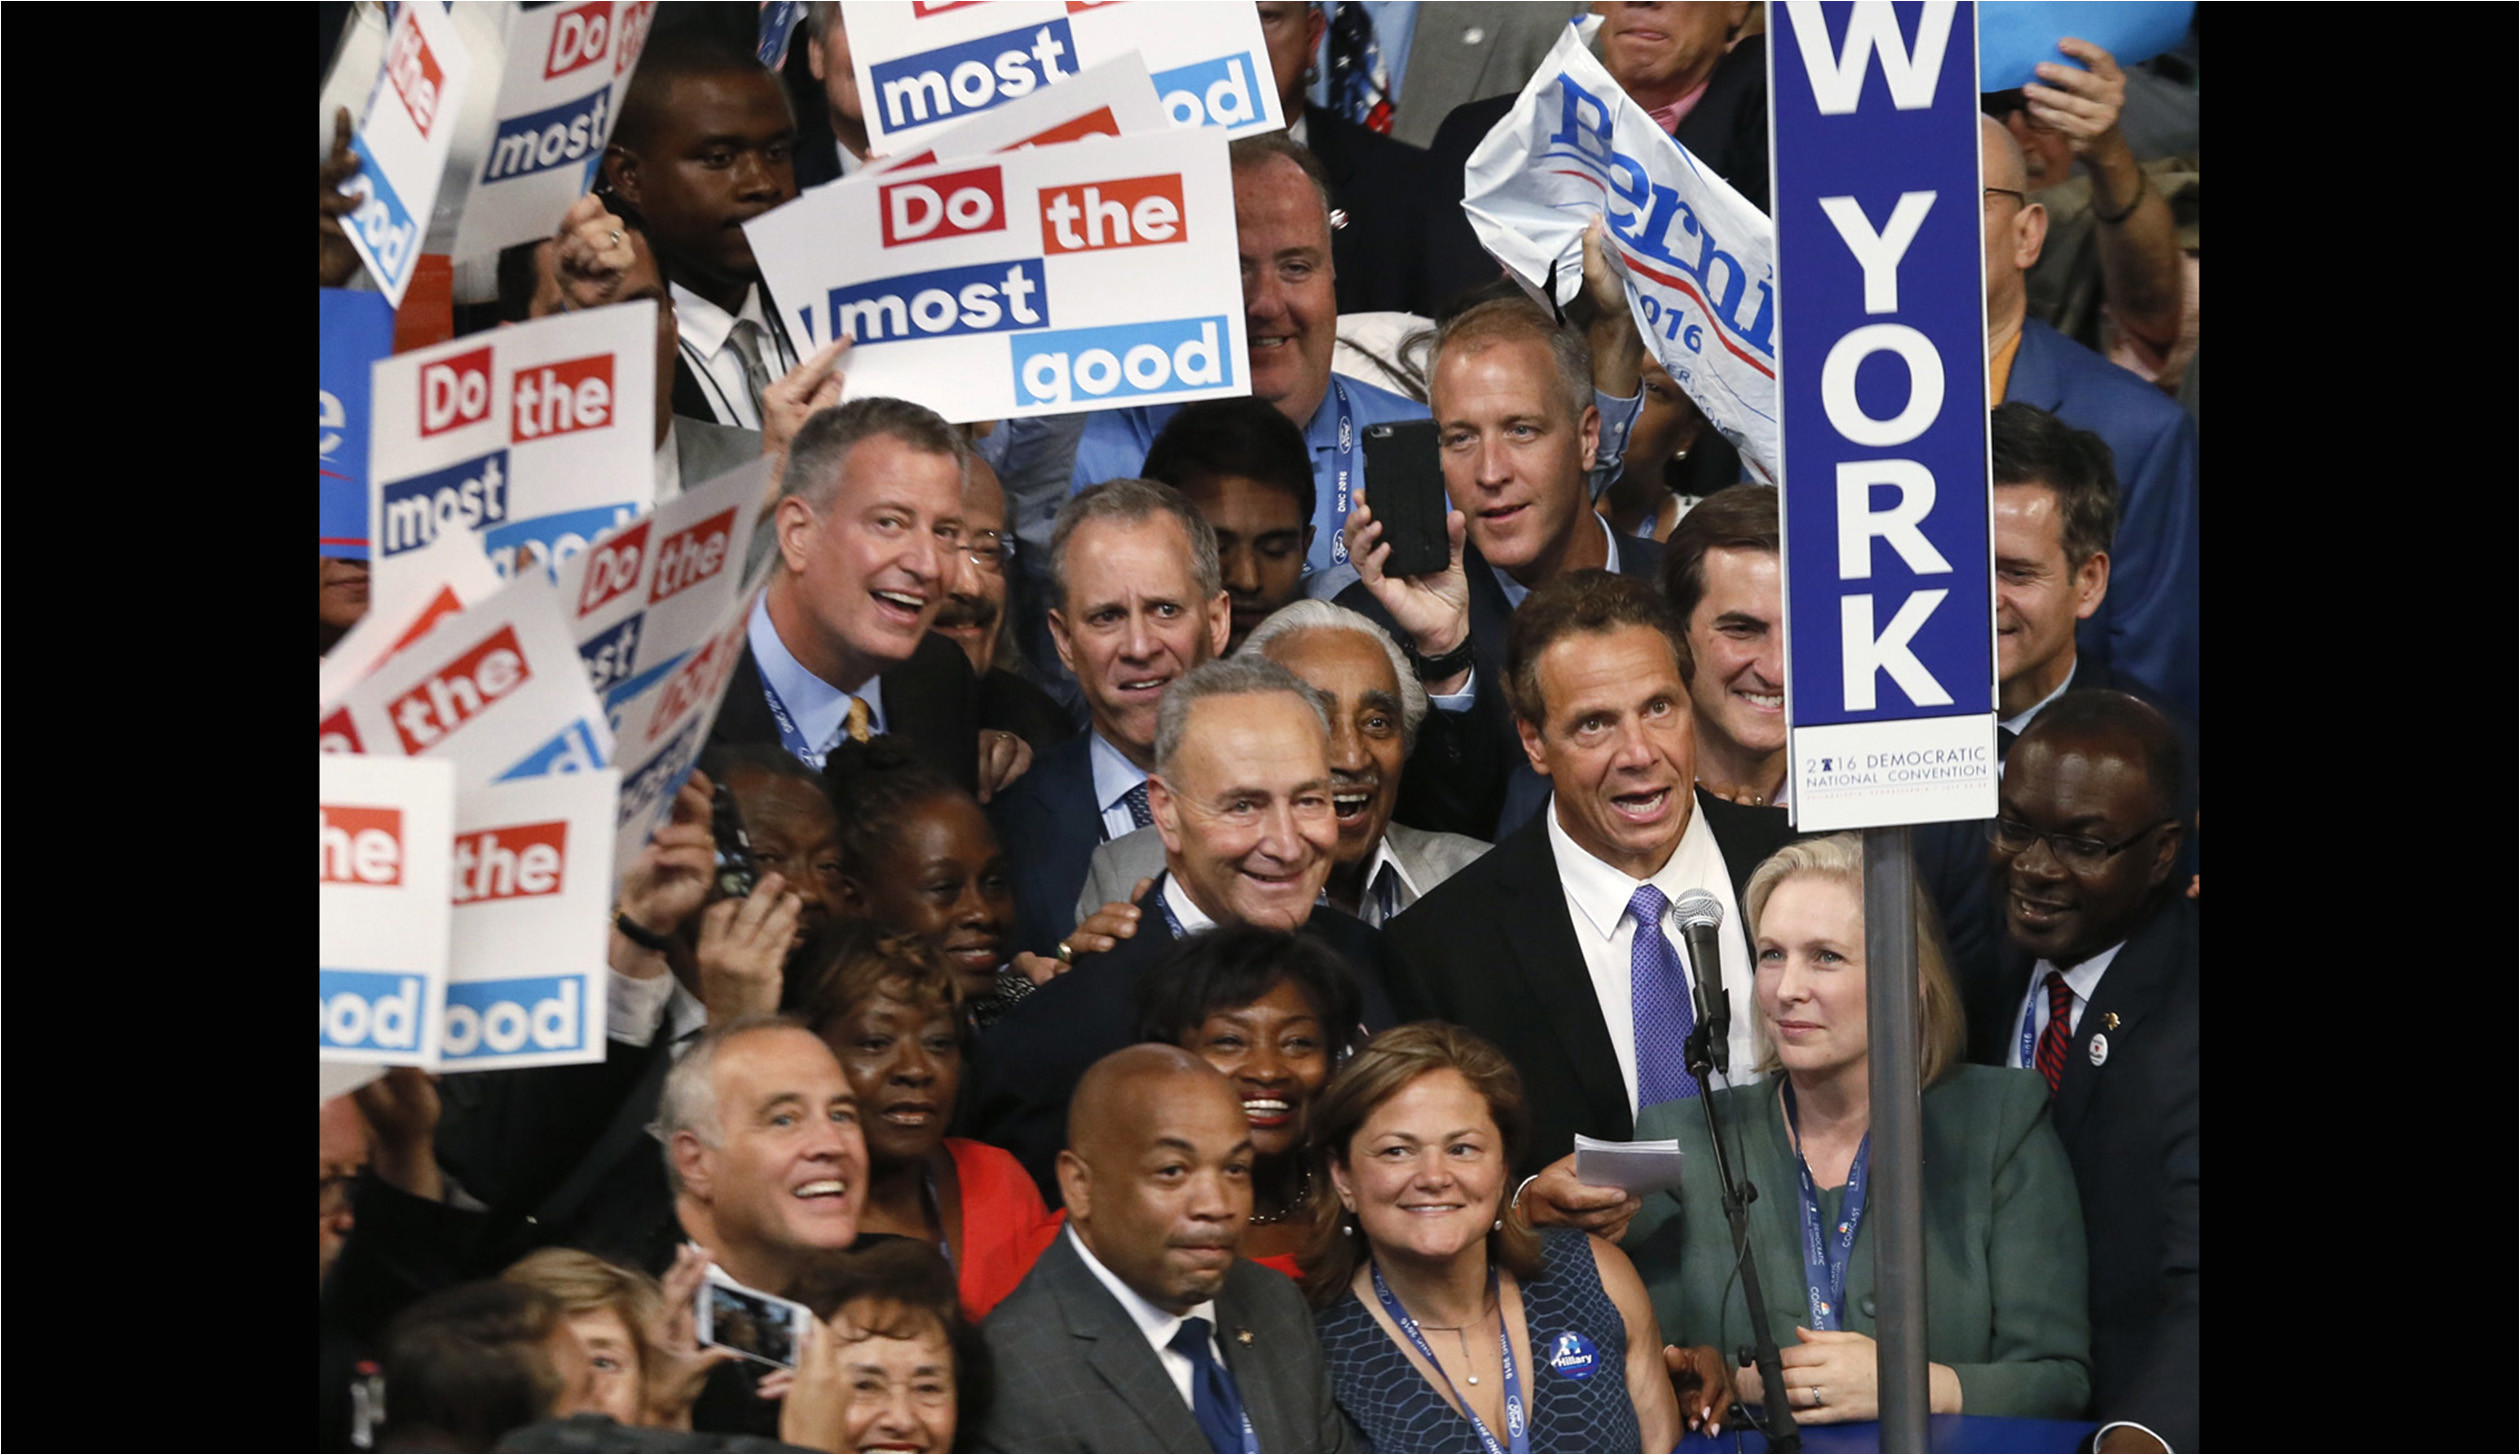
[754,669,828,770]
[1326,378,1357,565]
[1782,1080,1870,1333]
[2018,984,2041,1070]
[1370,1264,1529,1454]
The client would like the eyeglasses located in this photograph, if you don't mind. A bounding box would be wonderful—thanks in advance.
[963,531,1016,572]
[1985,818,2171,872]
[1983,187,2027,209]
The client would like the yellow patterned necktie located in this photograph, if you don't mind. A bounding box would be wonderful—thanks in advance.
[845,696,872,744]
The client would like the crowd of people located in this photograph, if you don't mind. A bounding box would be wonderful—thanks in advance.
[320,3,2199,1451]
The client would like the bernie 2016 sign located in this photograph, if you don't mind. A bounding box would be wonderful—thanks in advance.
[1772,1,1997,830]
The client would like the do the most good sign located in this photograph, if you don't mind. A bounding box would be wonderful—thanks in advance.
[843,0,1281,153]
[1772,0,1997,830]
[747,127,1245,424]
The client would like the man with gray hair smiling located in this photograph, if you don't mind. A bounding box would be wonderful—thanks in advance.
[966,654,1399,1197]
[1077,601,1490,929]
[655,1015,869,1296]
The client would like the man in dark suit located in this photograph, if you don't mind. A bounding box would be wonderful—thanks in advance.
[711,398,1030,799]
[1339,295,1663,840]
[1423,5,1770,306]
[1380,571,1791,1231]
[966,656,1391,1197]
[989,480,1232,956]
[1256,1,1436,317]
[976,1045,1355,1452]
[1976,692,2197,1451]
[601,29,802,429]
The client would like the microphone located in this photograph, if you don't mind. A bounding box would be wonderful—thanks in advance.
[1672,890,1729,1076]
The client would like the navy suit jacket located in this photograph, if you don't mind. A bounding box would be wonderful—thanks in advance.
[2006,319,2201,722]
[1338,536,1665,842]
[1979,899,2198,1448]
[990,730,1106,957]
[962,880,1394,1200]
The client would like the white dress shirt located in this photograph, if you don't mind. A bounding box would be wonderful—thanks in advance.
[1546,794,1760,1108]
[1066,1224,1226,1411]
[2006,940,2126,1069]
[672,282,795,429]
[1161,873,1217,935]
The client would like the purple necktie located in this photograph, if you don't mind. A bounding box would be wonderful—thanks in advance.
[1629,884,1701,1107]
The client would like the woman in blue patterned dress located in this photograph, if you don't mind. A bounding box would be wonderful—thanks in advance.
[1298,1023,1687,1453]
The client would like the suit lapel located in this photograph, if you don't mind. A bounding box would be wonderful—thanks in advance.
[1045,1235,1213,1452]
[1494,819,1635,1140]
[2053,903,2183,1141]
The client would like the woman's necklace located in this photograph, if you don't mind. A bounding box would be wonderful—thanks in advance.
[1397,1287,1498,1385]
[1246,1166,1313,1227]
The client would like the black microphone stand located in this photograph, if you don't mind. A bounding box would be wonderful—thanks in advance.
[1684,1017,1800,1451]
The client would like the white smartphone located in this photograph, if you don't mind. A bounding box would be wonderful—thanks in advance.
[697,1266,814,1370]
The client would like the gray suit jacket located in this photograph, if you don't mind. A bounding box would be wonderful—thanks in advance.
[1387,1,1590,149]
[1074,821,1492,926]
[974,1231,1357,1453]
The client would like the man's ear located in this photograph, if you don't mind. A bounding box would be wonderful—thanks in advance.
[1047,607,1079,674]
[1577,402,1601,474]
[1148,774,1185,855]
[2070,550,2110,622]
[2145,817,2184,890]
[776,496,818,575]
[2014,199,2049,272]
[602,145,642,208]
[1203,591,1232,658]
[671,1131,713,1201]
[1055,1148,1091,1223]
[1517,716,1553,778]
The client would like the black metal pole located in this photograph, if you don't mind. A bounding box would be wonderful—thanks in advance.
[1684,1024,1799,1451]
[1865,825,1929,1450]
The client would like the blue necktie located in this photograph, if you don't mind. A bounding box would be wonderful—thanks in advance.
[1122,781,1154,831]
[1168,1316,1249,1454]
[1628,884,1701,1107]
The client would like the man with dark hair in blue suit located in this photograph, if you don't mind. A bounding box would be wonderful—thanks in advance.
[990,480,1231,957]
[1982,116,2199,722]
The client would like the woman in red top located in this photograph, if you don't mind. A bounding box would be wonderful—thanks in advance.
[799,926,1051,1320]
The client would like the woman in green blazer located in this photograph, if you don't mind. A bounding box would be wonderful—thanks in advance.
[1621,833,2091,1424]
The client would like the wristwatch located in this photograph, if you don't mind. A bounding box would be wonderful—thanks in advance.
[1403,635,1475,683]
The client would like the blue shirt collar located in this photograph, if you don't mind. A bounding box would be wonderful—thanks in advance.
[1087,730,1148,814]
[748,593,887,752]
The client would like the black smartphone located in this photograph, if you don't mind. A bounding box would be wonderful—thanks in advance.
[1361,419,1450,579]
[710,782,757,901]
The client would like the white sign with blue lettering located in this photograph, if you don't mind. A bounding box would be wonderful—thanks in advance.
[367,302,659,603]
[746,126,1245,424]
[864,51,1168,175]
[448,1,649,262]
[607,553,777,885]
[843,0,1281,153]
[323,566,617,797]
[441,769,619,1071]
[1461,24,1779,479]
[338,0,477,305]
[1772,0,1997,831]
[322,754,457,1068]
